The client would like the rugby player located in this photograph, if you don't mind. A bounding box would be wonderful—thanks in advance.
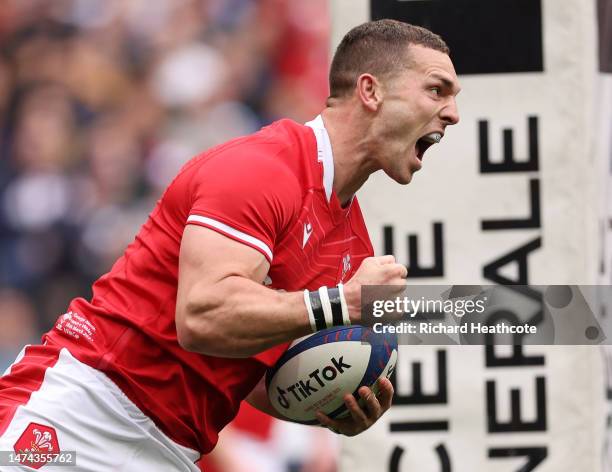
[0,19,460,471]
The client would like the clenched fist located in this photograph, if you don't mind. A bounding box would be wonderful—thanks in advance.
[343,255,407,324]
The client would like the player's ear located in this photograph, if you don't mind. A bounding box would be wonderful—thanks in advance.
[355,73,383,112]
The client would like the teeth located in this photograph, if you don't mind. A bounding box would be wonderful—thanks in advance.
[422,132,442,144]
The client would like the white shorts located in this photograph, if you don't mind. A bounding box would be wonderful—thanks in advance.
[0,347,201,471]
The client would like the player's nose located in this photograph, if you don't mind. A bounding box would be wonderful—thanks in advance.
[441,97,460,126]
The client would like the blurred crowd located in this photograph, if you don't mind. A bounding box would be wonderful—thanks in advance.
[0,0,330,368]
[0,2,337,470]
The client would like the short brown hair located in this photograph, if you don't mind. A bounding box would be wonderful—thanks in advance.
[329,19,449,98]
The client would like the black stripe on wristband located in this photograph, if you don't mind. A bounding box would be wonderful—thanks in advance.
[309,290,327,331]
[327,287,344,327]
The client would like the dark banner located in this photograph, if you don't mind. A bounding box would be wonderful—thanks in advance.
[371,0,544,75]
[600,0,612,72]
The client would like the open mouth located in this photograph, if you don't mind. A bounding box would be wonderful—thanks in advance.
[415,132,443,161]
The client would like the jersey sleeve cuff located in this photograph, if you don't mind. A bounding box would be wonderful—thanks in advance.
[186,214,273,262]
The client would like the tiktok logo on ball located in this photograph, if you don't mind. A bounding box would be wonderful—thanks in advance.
[276,386,290,409]
[276,356,352,409]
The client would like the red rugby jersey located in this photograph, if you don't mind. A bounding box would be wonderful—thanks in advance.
[42,116,374,454]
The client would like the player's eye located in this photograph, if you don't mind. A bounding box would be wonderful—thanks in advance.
[430,87,441,96]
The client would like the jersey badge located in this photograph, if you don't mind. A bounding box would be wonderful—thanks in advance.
[13,422,60,469]
[340,253,351,281]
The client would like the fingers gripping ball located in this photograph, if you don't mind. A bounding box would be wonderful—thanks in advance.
[265,326,397,424]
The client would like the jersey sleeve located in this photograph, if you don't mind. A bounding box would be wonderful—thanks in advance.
[187,149,301,262]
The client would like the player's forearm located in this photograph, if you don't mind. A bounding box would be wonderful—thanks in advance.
[176,276,312,357]
[245,377,288,420]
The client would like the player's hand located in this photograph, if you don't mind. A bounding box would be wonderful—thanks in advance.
[315,377,394,437]
[343,255,408,323]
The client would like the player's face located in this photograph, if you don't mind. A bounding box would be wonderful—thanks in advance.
[375,45,461,184]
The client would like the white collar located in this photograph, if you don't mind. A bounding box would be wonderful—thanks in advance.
[305,115,334,202]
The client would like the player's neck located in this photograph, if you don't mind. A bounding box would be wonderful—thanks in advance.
[320,107,380,207]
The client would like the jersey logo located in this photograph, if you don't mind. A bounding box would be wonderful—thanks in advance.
[337,251,352,281]
[341,253,351,281]
[302,222,314,248]
[13,422,60,469]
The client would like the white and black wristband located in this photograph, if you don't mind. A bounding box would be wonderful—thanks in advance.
[304,286,351,332]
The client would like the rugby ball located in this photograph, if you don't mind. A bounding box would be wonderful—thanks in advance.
[265,325,397,424]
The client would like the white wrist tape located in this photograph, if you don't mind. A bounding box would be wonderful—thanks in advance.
[337,283,351,326]
[303,289,318,332]
[318,286,334,328]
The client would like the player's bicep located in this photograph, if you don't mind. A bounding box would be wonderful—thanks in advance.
[179,224,270,284]
[176,225,270,331]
